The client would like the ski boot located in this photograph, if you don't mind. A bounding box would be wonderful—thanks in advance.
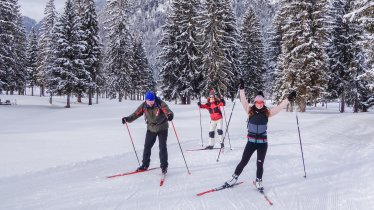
[223,174,238,188]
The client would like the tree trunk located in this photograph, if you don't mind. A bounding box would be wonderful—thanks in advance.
[119,92,123,102]
[49,92,53,104]
[77,94,82,103]
[66,93,71,108]
[180,96,187,104]
[40,85,45,96]
[340,93,345,113]
[299,98,306,112]
[353,98,359,113]
[31,86,34,96]
[88,89,92,105]
[187,95,191,104]
[96,90,99,104]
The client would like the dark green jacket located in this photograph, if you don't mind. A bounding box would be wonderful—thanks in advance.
[126,98,173,133]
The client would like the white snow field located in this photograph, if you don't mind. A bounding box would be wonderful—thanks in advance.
[0,94,373,210]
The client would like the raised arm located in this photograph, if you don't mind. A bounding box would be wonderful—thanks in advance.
[269,98,289,117]
[240,89,251,114]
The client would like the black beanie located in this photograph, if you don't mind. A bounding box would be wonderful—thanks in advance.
[257,91,264,97]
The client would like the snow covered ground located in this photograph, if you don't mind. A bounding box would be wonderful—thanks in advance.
[1,94,373,210]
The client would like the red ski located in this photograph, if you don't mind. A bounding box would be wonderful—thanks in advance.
[196,181,244,196]
[107,167,159,178]
[160,173,166,186]
[252,181,273,205]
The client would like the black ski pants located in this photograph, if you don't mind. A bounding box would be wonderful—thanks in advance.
[234,141,268,179]
[142,129,168,169]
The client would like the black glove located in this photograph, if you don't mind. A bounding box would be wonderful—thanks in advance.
[206,102,211,106]
[221,98,225,105]
[121,117,128,124]
[239,79,244,89]
[197,102,201,106]
[167,113,174,121]
[287,90,297,102]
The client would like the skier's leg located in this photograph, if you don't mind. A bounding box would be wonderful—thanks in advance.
[158,129,168,170]
[208,120,218,146]
[142,130,157,167]
[256,143,268,179]
[234,141,256,176]
[217,119,223,144]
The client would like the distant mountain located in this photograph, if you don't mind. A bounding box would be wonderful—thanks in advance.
[22,16,40,35]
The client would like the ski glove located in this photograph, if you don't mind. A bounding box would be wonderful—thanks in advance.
[206,102,211,107]
[287,90,297,102]
[197,102,201,106]
[121,117,128,124]
[239,79,244,89]
[167,113,174,121]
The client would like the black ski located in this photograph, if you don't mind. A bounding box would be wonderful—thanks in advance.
[186,148,221,151]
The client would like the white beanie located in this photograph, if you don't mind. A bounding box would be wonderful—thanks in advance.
[254,95,265,102]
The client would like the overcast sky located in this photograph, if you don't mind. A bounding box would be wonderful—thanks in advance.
[18,0,65,21]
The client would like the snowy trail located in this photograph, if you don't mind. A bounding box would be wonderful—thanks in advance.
[1,96,374,209]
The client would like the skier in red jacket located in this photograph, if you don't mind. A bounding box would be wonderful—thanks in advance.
[197,90,226,149]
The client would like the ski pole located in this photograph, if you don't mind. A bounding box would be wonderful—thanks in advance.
[124,122,140,166]
[222,106,232,150]
[217,89,231,149]
[198,99,203,147]
[217,88,240,162]
[170,121,191,175]
[294,103,307,178]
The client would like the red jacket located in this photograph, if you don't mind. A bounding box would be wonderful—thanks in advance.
[200,99,225,120]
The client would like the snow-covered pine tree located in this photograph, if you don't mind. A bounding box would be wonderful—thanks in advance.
[272,0,329,112]
[159,0,202,104]
[270,2,289,101]
[221,0,241,99]
[158,0,182,101]
[198,0,239,97]
[325,0,351,112]
[13,0,28,95]
[0,0,18,93]
[70,0,90,103]
[81,0,102,105]
[50,0,84,108]
[133,35,154,99]
[0,0,27,94]
[37,0,57,98]
[346,0,373,71]
[104,0,133,102]
[26,27,39,96]
[345,0,374,111]
[239,6,266,100]
[343,0,372,112]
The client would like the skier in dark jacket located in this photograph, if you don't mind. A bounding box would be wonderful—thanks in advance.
[224,80,296,190]
[197,90,226,149]
[122,91,174,174]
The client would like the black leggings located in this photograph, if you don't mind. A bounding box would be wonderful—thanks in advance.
[234,141,268,179]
